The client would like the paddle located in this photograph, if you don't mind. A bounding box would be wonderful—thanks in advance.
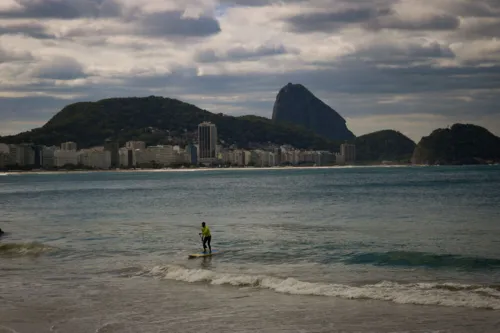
[199,233,204,252]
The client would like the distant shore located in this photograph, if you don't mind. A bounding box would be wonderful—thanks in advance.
[0,164,418,176]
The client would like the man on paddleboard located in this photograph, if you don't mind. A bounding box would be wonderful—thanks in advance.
[199,222,211,253]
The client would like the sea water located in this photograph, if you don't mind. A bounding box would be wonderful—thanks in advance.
[1,166,499,332]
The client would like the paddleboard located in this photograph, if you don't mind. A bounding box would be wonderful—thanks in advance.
[188,249,220,258]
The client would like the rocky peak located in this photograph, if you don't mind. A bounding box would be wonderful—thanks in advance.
[272,83,355,141]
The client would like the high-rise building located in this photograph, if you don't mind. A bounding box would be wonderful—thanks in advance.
[185,144,198,165]
[0,143,9,169]
[104,139,119,168]
[33,145,43,168]
[198,122,218,164]
[7,144,35,166]
[42,146,58,168]
[340,143,356,164]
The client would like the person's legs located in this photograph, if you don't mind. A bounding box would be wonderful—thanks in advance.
[202,237,207,252]
[207,236,211,252]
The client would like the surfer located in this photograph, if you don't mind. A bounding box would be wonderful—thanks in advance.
[0,228,4,237]
[199,222,211,253]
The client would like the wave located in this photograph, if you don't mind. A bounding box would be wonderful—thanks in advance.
[141,265,500,310]
[342,251,500,270]
[0,242,56,256]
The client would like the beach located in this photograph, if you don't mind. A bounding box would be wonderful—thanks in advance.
[0,163,413,176]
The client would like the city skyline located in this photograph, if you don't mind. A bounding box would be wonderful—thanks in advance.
[0,122,357,170]
[1,0,499,142]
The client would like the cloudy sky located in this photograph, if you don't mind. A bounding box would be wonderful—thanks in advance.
[1,0,499,142]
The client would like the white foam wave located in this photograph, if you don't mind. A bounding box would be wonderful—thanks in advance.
[144,265,500,310]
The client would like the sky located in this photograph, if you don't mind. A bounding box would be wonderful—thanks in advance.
[1,0,499,142]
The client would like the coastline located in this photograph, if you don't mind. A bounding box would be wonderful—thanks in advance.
[0,164,417,176]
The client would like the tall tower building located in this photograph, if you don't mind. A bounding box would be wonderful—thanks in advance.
[198,122,218,164]
[104,139,119,168]
[340,143,356,164]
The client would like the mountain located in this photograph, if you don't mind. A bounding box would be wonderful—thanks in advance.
[411,123,500,165]
[272,83,355,141]
[355,130,416,163]
[0,96,339,150]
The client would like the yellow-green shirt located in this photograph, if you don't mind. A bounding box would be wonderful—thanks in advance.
[201,226,211,237]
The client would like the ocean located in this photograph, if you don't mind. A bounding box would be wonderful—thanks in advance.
[1,166,499,333]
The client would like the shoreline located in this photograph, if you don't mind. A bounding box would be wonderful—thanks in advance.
[0,164,417,176]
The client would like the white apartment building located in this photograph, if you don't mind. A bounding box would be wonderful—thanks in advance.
[54,149,78,167]
[8,144,35,166]
[61,141,77,151]
[221,149,252,166]
[0,153,7,168]
[232,150,250,166]
[147,145,179,166]
[336,153,346,165]
[0,143,8,155]
[118,148,135,168]
[268,152,277,167]
[281,149,300,165]
[42,146,58,168]
[0,143,9,168]
[134,149,155,166]
[78,148,111,169]
[125,141,146,150]
[316,151,335,166]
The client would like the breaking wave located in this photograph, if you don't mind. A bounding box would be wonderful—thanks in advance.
[141,265,500,310]
[0,242,56,256]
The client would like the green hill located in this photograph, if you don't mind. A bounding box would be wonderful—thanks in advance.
[411,123,500,165]
[0,96,340,150]
[355,130,416,163]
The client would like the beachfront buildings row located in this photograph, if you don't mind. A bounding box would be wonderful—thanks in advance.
[0,142,356,169]
[0,122,356,169]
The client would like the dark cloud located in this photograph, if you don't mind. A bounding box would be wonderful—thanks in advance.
[8,58,499,109]
[459,19,500,39]
[195,44,291,63]
[287,8,385,33]
[218,0,306,7]
[0,46,33,63]
[452,0,500,18]
[0,0,122,20]
[137,11,221,38]
[34,57,86,80]
[2,56,500,139]
[59,10,222,41]
[366,13,460,31]
[350,42,456,66]
[286,6,459,33]
[0,22,54,39]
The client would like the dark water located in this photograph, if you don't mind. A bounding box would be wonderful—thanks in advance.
[1,166,499,332]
